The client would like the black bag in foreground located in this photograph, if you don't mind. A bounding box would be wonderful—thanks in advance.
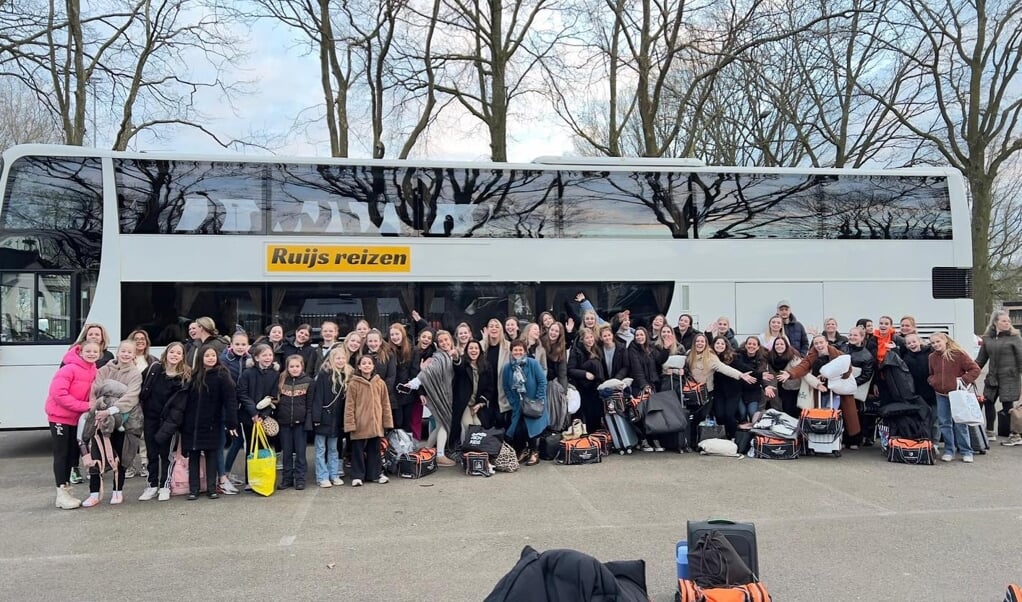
[642,390,689,436]
[688,530,757,589]
[464,425,505,456]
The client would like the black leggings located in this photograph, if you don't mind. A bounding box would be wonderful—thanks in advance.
[714,392,741,439]
[189,448,218,494]
[89,430,126,493]
[983,384,1016,432]
[143,427,172,488]
[50,422,80,487]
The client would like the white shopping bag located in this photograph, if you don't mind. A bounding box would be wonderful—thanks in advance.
[948,379,984,426]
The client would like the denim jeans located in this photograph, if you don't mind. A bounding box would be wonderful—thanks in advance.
[936,393,972,457]
[221,424,247,479]
[314,434,339,483]
[737,401,759,423]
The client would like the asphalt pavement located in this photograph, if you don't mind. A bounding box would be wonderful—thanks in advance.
[1,430,1020,601]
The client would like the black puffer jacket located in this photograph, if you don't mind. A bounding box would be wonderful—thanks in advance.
[484,546,649,602]
[275,374,312,426]
[733,351,765,402]
[179,368,238,451]
[238,364,280,419]
[309,372,345,437]
[900,347,936,405]
[627,344,659,391]
[139,363,187,431]
[847,343,875,387]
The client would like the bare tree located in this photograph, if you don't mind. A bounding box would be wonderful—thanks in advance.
[1,0,251,150]
[989,160,1022,301]
[0,78,60,148]
[862,0,1022,331]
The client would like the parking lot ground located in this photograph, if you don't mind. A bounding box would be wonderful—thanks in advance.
[1,430,1021,601]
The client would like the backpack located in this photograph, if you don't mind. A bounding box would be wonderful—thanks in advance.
[688,530,758,589]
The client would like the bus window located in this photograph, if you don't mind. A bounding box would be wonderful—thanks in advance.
[1,272,72,343]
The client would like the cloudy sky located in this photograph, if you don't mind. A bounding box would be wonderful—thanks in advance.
[130,19,576,163]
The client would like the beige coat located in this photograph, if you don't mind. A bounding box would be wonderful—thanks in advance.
[344,374,394,440]
[686,352,744,392]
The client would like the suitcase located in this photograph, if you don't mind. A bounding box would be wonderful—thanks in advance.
[886,438,935,465]
[800,395,844,457]
[538,430,562,461]
[590,430,612,457]
[687,519,760,579]
[556,436,602,465]
[605,412,639,454]
[969,423,989,455]
[752,435,799,460]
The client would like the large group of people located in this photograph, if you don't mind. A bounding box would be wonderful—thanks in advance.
[44,294,1022,509]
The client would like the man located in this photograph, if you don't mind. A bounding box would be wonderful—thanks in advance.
[776,300,809,355]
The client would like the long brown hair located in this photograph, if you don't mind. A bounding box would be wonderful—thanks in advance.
[160,342,192,382]
[387,323,412,364]
[541,321,566,362]
[365,328,391,363]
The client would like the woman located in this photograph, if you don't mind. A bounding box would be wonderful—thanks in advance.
[705,317,739,350]
[846,327,876,445]
[873,316,898,364]
[976,310,1022,445]
[674,314,696,353]
[537,311,556,337]
[542,321,569,392]
[522,322,547,371]
[408,328,435,439]
[628,327,660,392]
[138,342,190,502]
[401,330,458,466]
[686,333,751,392]
[354,319,371,343]
[648,314,666,345]
[128,329,159,372]
[780,335,862,448]
[46,341,101,509]
[928,332,981,462]
[481,319,511,427]
[503,340,548,465]
[568,327,606,434]
[655,325,685,392]
[822,318,848,349]
[567,308,600,349]
[185,317,227,368]
[68,323,114,368]
[454,322,474,354]
[734,337,766,424]
[759,315,788,350]
[504,317,521,343]
[178,345,239,499]
[762,337,802,417]
[388,323,415,433]
[711,336,747,439]
[453,340,498,440]
[611,311,635,347]
[81,341,144,507]
[310,347,350,487]
[901,333,939,445]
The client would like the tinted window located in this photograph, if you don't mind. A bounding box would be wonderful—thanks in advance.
[421,168,557,238]
[560,171,689,238]
[115,160,266,234]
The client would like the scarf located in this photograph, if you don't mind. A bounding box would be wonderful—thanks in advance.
[511,357,527,396]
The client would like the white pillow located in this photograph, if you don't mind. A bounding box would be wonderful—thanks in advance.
[566,386,581,413]
[819,354,851,380]
[828,376,857,396]
[698,438,740,457]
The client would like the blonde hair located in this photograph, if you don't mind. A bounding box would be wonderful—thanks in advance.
[987,310,1020,337]
[74,323,110,349]
[930,332,966,361]
[195,316,218,336]
[365,328,391,363]
[324,346,352,392]
[763,315,787,340]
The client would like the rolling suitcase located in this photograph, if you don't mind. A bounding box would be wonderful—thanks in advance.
[605,411,639,454]
[800,392,843,458]
[969,423,989,455]
[687,519,760,579]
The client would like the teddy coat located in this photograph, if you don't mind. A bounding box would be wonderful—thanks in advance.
[344,374,394,440]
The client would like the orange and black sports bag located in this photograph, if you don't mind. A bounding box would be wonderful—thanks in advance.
[589,430,612,456]
[886,438,935,465]
[678,579,771,602]
[1005,583,1022,602]
[397,447,439,479]
[751,436,799,460]
[556,435,602,465]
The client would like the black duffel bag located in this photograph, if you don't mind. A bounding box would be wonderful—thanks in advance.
[642,390,689,436]
[463,425,505,456]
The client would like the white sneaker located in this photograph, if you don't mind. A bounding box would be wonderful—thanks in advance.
[157,487,171,501]
[331,477,344,486]
[227,473,244,485]
[55,485,81,510]
[124,467,137,479]
[1000,434,1022,447]
[319,480,333,488]
[138,486,159,501]
[351,479,363,487]
[941,454,953,462]
[653,440,665,452]
[219,479,239,495]
[987,429,997,441]
[962,455,974,463]
[376,475,389,484]
[639,441,654,452]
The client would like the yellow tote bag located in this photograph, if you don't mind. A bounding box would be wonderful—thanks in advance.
[247,421,276,497]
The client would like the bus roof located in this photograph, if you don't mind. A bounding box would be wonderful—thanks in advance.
[0,143,964,179]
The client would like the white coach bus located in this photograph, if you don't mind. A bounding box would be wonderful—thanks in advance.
[0,144,973,428]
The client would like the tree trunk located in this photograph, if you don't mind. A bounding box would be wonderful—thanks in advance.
[488,0,507,162]
[970,176,993,334]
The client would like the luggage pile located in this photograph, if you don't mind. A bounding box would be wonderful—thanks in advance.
[676,519,771,601]
[599,379,641,454]
[799,392,843,458]
[382,430,440,479]
[748,410,801,460]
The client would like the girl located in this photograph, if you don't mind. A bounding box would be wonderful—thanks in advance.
[567,327,606,435]
[674,314,696,353]
[345,355,394,486]
[649,314,666,345]
[542,321,569,392]
[611,311,635,347]
[687,334,753,430]
[408,328,435,439]
[928,332,981,462]
[759,315,788,350]
[354,319,371,344]
[218,331,251,491]
[628,327,659,392]
[263,323,287,367]
[762,337,802,417]
[734,337,765,425]
[976,310,1022,445]
[82,341,144,507]
[655,325,685,392]
[538,311,556,337]
[180,345,238,499]
[311,347,350,487]
[522,322,547,370]
[481,319,510,427]
[364,329,397,402]
[400,330,458,466]
[343,331,365,370]
[902,333,939,444]
[46,341,101,509]
[128,329,159,372]
[453,340,498,439]
[873,316,898,364]
[781,335,862,447]
[275,355,313,490]
[503,340,548,466]
[846,327,876,444]
[388,323,415,433]
[822,318,848,349]
[710,336,746,439]
[706,317,739,350]
[454,322,474,354]
[138,342,191,502]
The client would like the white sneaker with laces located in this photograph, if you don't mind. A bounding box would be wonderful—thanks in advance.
[157,487,171,501]
[138,486,159,501]
[639,441,654,452]
[351,479,363,487]
[653,440,665,452]
[331,477,344,486]
[228,472,244,485]
[376,475,389,484]
[962,455,974,463]
[319,480,333,488]
[219,479,239,495]
[941,454,953,462]
[1001,434,1022,446]
[124,467,137,479]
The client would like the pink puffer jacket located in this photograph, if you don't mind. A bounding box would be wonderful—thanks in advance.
[45,346,98,425]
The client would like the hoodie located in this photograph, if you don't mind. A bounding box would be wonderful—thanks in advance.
[45,346,98,425]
